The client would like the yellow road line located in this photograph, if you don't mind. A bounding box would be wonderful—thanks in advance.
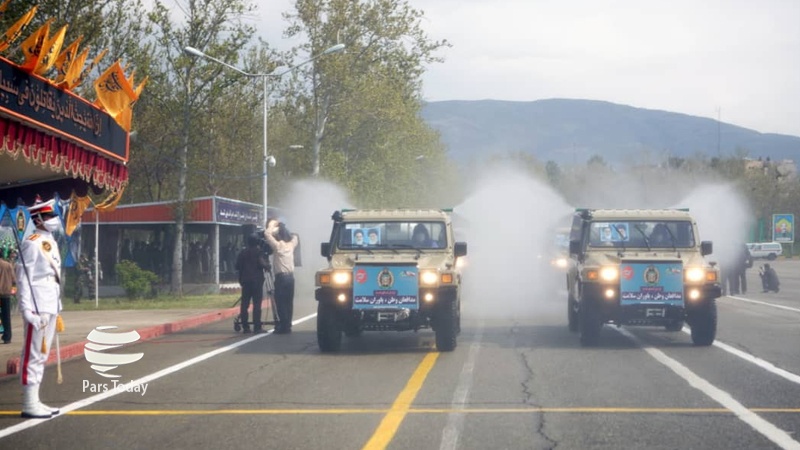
[362,352,440,450]
[0,407,798,416]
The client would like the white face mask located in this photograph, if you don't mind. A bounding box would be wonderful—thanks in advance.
[43,217,60,233]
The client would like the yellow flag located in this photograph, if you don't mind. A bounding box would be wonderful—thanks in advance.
[19,18,53,72]
[94,187,125,212]
[53,35,82,84]
[35,24,67,76]
[59,45,89,90]
[65,193,91,237]
[115,75,148,131]
[94,60,136,117]
[0,0,11,19]
[73,47,107,88]
[0,5,38,53]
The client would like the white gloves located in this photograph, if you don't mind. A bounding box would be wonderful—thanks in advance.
[22,310,48,331]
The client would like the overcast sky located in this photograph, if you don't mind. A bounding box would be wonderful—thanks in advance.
[256,0,800,137]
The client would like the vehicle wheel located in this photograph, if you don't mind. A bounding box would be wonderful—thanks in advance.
[567,294,579,332]
[317,302,342,352]
[664,320,684,332]
[435,300,458,352]
[767,253,777,261]
[689,300,717,346]
[579,301,603,346]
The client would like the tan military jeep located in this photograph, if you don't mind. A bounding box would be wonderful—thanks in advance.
[566,209,722,346]
[315,209,467,352]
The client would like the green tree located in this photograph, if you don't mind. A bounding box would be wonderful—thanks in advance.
[279,0,452,205]
[145,0,256,294]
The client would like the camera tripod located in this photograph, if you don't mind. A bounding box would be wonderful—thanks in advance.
[231,295,281,332]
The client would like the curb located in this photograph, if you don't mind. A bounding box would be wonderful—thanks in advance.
[3,307,240,378]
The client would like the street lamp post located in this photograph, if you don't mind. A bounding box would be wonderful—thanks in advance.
[184,43,345,223]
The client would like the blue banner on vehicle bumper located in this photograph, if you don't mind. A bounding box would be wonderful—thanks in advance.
[620,262,684,306]
[353,265,418,309]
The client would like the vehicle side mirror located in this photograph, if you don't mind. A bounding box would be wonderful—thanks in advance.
[321,242,330,258]
[569,240,582,256]
[454,242,467,257]
[701,241,713,256]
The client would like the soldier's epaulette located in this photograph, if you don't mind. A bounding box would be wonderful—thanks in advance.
[28,234,41,241]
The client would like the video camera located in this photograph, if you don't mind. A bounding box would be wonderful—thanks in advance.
[251,228,274,257]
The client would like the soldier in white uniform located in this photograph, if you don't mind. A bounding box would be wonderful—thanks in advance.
[16,197,63,418]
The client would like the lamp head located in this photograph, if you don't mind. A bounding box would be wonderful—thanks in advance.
[183,46,205,57]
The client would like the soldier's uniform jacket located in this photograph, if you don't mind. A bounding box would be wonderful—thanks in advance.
[16,230,62,315]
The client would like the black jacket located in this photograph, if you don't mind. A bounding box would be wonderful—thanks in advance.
[235,247,268,284]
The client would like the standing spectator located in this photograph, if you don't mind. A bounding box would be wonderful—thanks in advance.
[0,248,17,344]
[235,234,269,333]
[736,243,753,295]
[265,219,299,334]
[16,196,64,418]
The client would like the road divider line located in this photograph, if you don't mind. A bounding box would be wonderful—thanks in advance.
[440,323,483,450]
[678,329,800,385]
[726,296,800,313]
[362,352,440,450]
[2,406,797,416]
[618,328,800,450]
[0,313,317,440]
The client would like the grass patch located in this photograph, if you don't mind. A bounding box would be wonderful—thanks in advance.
[63,294,240,311]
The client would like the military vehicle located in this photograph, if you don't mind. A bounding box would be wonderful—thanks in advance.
[315,209,467,352]
[566,208,721,346]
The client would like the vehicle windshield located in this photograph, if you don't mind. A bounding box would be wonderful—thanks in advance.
[588,220,695,249]
[337,221,447,250]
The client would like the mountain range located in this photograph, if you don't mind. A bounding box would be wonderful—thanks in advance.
[420,99,800,166]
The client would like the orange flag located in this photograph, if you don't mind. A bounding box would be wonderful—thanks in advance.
[53,35,82,84]
[0,5,38,53]
[94,60,136,117]
[59,45,90,90]
[73,48,107,88]
[0,0,11,19]
[65,193,91,237]
[19,18,53,72]
[35,24,67,76]
[116,76,148,131]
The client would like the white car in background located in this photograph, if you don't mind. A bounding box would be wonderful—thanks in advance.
[746,242,783,260]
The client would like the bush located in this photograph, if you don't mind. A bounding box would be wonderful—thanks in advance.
[116,260,159,300]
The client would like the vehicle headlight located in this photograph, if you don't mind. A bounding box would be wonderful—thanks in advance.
[318,270,352,287]
[684,267,705,283]
[599,266,619,282]
[420,270,439,286]
[552,257,568,269]
[332,271,351,286]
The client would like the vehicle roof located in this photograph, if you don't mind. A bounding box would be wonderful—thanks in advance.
[583,209,694,221]
[341,209,452,221]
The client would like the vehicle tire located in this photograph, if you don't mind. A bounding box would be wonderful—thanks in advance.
[435,300,458,352]
[768,253,777,261]
[664,320,684,332]
[567,293,579,332]
[317,302,342,352]
[579,300,602,346]
[689,300,717,346]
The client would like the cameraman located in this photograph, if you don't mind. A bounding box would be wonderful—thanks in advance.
[265,219,299,334]
[235,234,270,333]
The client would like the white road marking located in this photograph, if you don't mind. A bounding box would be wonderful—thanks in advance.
[440,322,484,450]
[617,328,800,450]
[0,313,317,439]
[726,296,800,313]
[677,328,800,386]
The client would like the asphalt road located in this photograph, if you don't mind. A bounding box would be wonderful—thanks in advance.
[0,262,798,449]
